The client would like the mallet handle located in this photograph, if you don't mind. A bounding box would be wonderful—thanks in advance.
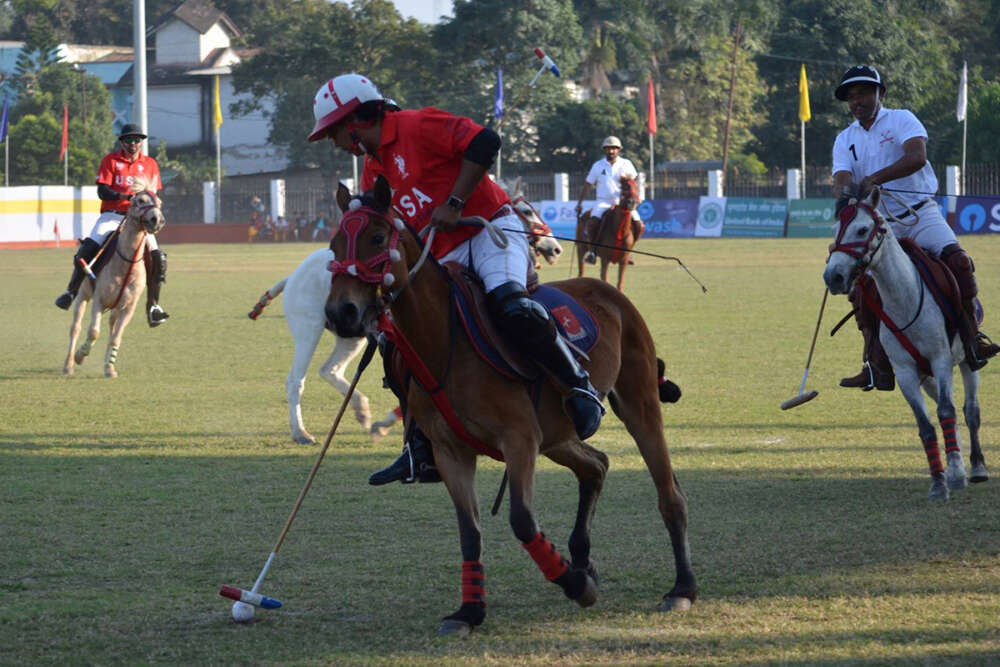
[269,337,378,556]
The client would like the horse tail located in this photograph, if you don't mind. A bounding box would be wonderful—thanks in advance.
[248,277,288,320]
[657,358,682,403]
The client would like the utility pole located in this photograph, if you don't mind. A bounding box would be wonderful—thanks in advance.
[720,18,742,179]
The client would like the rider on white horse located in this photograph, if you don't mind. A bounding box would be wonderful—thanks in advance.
[831,65,999,390]
[575,136,642,265]
[55,123,170,328]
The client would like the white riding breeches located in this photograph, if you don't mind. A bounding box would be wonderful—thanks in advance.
[438,213,531,293]
[88,211,159,250]
[585,200,641,222]
[889,200,956,257]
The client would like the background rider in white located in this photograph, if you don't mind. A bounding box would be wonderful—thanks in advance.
[575,136,640,265]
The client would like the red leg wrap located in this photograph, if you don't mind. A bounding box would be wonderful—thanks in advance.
[940,417,959,453]
[922,438,944,475]
[460,561,485,606]
[522,532,569,581]
[393,406,403,418]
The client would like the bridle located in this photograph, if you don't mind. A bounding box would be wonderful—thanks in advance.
[829,200,887,283]
[115,191,161,263]
[327,201,411,311]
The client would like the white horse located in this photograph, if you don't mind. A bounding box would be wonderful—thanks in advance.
[64,191,165,378]
[824,188,988,501]
[249,247,400,444]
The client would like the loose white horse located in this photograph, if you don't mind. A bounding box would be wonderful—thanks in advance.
[824,188,988,501]
[64,191,165,378]
[248,247,397,444]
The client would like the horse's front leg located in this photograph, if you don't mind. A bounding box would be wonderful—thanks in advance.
[319,335,371,430]
[959,363,987,482]
[105,304,138,378]
[64,296,87,374]
[506,435,598,608]
[285,315,325,444]
[616,260,626,291]
[896,367,949,500]
[932,362,968,492]
[599,257,610,284]
[575,219,586,278]
[433,445,485,637]
[75,298,103,366]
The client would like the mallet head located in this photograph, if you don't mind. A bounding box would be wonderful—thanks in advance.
[219,585,283,609]
[780,390,819,411]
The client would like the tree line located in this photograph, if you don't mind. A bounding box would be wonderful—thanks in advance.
[2,0,998,186]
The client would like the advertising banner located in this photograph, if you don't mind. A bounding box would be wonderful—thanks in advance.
[635,199,698,238]
[696,196,726,237]
[536,200,593,239]
[787,199,835,238]
[952,196,1000,235]
[721,197,787,237]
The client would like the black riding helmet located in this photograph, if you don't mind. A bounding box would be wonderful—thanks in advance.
[835,65,886,101]
[118,123,148,140]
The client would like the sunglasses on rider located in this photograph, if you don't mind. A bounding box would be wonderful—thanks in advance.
[120,136,144,144]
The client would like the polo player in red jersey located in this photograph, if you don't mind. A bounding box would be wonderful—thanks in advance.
[55,123,171,327]
[307,73,605,485]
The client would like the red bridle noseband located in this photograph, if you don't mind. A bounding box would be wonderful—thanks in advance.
[327,204,402,288]
[829,201,885,266]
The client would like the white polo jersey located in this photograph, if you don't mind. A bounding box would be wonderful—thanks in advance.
[586,157,638,204]
[832,106,938,217]
[832,106,955,254]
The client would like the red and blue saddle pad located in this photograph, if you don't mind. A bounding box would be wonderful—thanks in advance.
[452,283,600,381]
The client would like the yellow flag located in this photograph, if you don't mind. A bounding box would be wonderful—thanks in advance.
[213,75,223,131]
[798,63,811,123]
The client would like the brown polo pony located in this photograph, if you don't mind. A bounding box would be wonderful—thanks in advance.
[325,176,694,636]
[576,175,640,290]
[63,191,165,378]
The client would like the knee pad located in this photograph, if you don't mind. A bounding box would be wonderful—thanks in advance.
[487,281,553,346]
[151,249,168,284]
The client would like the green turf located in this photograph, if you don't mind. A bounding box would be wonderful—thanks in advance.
[1,238,998,665]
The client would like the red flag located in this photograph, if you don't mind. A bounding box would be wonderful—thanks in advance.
[59,104,68,161]
[646,74,657,135]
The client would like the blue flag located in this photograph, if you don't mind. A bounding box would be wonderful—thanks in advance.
[0,93,9,142]
[493,67,503,119]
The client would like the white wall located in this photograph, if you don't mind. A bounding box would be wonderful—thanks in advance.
[155,22,201,65]
[147,85,203,146]
[199,24,232,60]
[0,186,100,244]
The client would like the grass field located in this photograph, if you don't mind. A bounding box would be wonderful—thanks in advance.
[1,237,999,665]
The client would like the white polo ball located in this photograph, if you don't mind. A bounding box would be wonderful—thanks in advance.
[232,601,255,622]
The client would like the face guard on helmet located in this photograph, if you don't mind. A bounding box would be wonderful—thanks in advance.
[308,74,389,143]
[835,65,886,101]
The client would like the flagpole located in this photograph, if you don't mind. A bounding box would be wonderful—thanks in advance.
[961,118,967,195]
[800,120,806,198]
[648,133,654,199]
[4,135,8,187]
[64,147,68,186]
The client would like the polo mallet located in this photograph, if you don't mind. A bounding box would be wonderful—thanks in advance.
[219,336,378,619]
[496,48,560,131]
[780,289,828,410]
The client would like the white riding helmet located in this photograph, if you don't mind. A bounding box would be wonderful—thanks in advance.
[308,73,386,142]
[602,136,622,149]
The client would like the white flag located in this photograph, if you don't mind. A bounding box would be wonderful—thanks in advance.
[957,61,968,122]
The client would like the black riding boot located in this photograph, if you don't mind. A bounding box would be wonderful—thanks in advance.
[55,238,101,309]
[583,217,598,264]
[369,424,441,485]
[147,249,170,327]
[488,282,605,440]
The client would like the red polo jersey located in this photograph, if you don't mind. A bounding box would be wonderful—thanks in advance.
[361,108,509,258]
[95,150,162,213]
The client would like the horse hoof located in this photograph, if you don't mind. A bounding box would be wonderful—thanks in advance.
[945,455,968,491]
[658,596,693,612]
[74,351,86,365]
[62,366,73,376]
[970,464,989,483]
[105,368,117,379]
[369,424,393,441]
[438,619,472,637]
[293,433,316,445]
[574,573,599,608]
[354,397,372,431]
[929,478,950,502]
